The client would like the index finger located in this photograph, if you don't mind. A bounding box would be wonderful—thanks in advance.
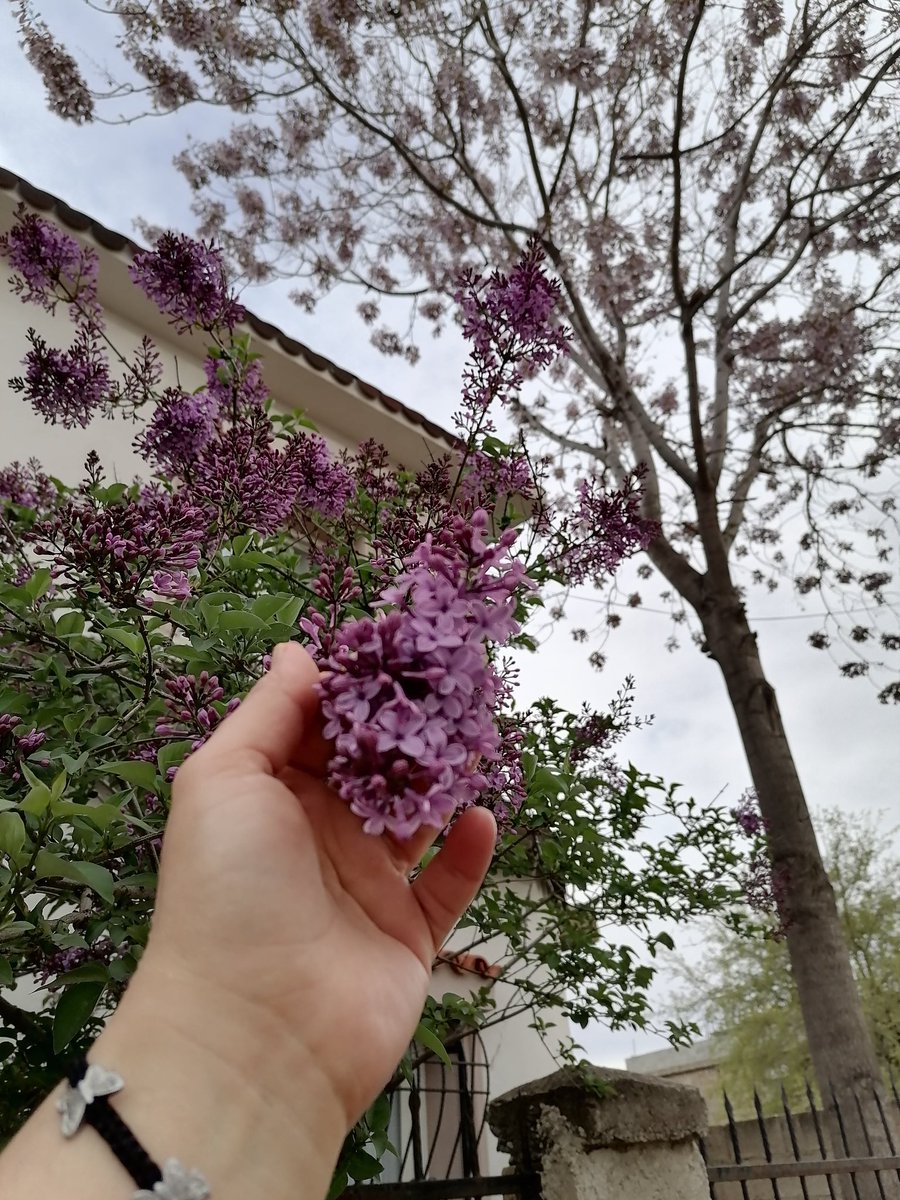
[193,640,330,777]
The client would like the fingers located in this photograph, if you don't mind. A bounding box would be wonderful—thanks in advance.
[410,807,497,951]
[186,640,330,778]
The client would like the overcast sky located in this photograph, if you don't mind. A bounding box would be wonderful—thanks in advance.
[1,5,897,1069]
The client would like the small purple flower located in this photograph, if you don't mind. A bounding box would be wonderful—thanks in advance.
[190,414,353,535]
[34,937,117,987]
[31,486,209,606]
[733,789,766,838]
[0,459,57,511]
[143,569,192,604]
[453,240,571,431]
[204,353,268,413]
[0,715,49,782]
[130,233,245,332]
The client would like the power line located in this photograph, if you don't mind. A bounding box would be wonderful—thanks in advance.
[558,592,886,622]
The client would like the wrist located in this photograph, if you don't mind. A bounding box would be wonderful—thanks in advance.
[91,957,346,1199]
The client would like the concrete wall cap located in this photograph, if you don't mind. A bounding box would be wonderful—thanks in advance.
[488,1065,709,1165]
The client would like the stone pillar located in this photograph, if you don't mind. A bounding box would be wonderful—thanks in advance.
[488,1065,710,1200]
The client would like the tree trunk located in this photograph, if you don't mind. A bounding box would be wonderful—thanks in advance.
[698,579,899,1199]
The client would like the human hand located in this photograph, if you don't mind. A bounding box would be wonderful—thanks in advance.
[130,638,497,1125]
[0,641,496,1199]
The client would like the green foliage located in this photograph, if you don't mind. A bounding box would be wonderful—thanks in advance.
[670,809,900,1116]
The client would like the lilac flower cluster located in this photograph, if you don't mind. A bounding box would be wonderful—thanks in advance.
[557,468,659,585]
[34,938,116,987]
[129,232,245,332]
[11,325,110,428]
[314,510,531,838]
[732,789,789,935]
[733,789,766,837]
[204,352,268,412]
[156,672,241,753]
[14,7,94,124]
[474,715,527,829]
[454,241,571,423]
[0,714,48,781]
[136,386,219,472]
[0,208,99,317]
[300,566,363,659]
[460,448,536,510]
[32,487,208,605]
[190,417,353,534]
[0,459,57,511]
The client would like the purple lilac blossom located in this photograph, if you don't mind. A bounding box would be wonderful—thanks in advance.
[0,209,99,318]
[11,325,110,428]
[204,353,269,412]
[142,569,192,604]
[460,448,536,509]
[31,488,208,605]
[129,232,245,332]
[733,789,766,837]
[0,459,57,510]
[190,415,352,534]
[34,938,116,987]
[156,672,241,754]
[558,468,659,585]
[311,510,532,839]
[453,240,571,425]
[136,386,219,472]
[0,714,49,781]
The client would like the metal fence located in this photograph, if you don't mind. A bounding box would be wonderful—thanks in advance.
[341,1176,541,1200]
[701,1075,900,1199]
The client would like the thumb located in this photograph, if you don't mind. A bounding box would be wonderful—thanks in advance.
[410,807,496,952]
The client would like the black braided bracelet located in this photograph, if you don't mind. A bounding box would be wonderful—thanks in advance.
[57,1057,211,1200]
[64,1056,161,1190]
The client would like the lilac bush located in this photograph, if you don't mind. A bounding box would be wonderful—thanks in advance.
[0,211,753,1152]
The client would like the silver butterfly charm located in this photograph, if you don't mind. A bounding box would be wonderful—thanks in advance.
[133,1158,211,1200]
[57,1064,125,1138]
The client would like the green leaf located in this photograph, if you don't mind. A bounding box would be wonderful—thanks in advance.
[157,740,193,777]
[24,568,52,602]
[274,596,305,626]
[0,812,26,860]
[60,751,90,776]
[51,802,125,832]
[50,770,67,803]
[102,627,145,656]
[19,762,52,816]
[35,852,115,904]
[325,1171,348,1200]
[55,611,85,637]
[54,962,109,986]
[215,608,269,632]
[96,482,128,504]
[53,982,104,1053]
[103,761,157,792]
[347,1150,383,1182]
[366,1091,392,1135]
[413,1021,452,1067]
[0,958,12,987]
